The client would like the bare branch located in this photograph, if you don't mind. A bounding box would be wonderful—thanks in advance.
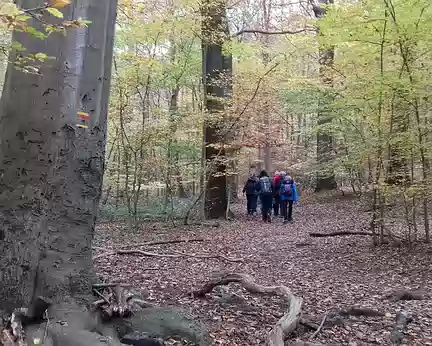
[232,28,314,37]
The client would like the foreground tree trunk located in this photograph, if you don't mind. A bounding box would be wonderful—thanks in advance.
[202,0,229,218]
[0,0,117,319]
[312,0,337,192]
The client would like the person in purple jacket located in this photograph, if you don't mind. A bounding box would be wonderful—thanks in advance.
[279,175,299,223]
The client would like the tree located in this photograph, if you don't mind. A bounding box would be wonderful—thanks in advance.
[312,0,338,191]
[202,0,230,218]
[0,0,119,342]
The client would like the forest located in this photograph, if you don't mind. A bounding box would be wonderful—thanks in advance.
[0,0,431,345]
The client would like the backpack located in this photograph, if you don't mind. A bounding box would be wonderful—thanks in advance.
[281,181,293,197]
[260,177,272,194]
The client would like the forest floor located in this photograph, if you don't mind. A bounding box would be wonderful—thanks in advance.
[94,192,432,346]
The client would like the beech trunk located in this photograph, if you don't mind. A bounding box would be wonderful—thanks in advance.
[0,0,117,311]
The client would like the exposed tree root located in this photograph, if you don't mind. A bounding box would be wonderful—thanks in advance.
[193,272,303,346]
[92,284,151,321]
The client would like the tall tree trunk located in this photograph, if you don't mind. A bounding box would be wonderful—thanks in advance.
[202,0,228,218]
[0,0,117,318]
[312,0,337,191]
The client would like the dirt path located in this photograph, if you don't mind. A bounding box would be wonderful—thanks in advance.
[95,193,432,345]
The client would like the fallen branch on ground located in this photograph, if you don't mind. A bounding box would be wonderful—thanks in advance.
[310,231,377,237]
[299,306,386,334]
[118,238,205,249]
[94,247,241,262]
[172,250,243,263]
[385,290,423,302]
[193,272,303,346]
[310,313,327,339]
[293,342,342,346]
[93,249,182,260]
[299,318,320,331]
[335,307,384,317]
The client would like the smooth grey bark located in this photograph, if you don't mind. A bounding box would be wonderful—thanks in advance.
[0,0,117,315]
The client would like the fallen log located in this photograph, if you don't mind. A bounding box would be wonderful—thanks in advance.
[193,272,302,346]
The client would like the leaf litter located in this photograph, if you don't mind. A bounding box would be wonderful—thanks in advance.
[94,192,432,345]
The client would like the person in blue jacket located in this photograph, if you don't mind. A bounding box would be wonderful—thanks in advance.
[279,175,298,223]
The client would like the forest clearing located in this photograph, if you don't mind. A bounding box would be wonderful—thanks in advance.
[1,0,432,345]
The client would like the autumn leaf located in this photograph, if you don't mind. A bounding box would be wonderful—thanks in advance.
[50,0,71,9]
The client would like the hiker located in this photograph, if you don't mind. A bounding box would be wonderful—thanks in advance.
[257,170,273,222]
[280,174,298,223]
[273,171,281,217]
[242,173,259,215]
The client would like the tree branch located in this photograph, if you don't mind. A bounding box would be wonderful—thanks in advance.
[232,28,314,37]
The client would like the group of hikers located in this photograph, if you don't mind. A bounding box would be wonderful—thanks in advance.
[242,170,298,223]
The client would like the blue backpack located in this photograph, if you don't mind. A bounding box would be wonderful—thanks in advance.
[281,181,293,197]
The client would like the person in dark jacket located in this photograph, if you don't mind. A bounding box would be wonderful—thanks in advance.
[273,171,281,216]
[279,175,299,223]
[256,170,273,222]
[243,174,259,215]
